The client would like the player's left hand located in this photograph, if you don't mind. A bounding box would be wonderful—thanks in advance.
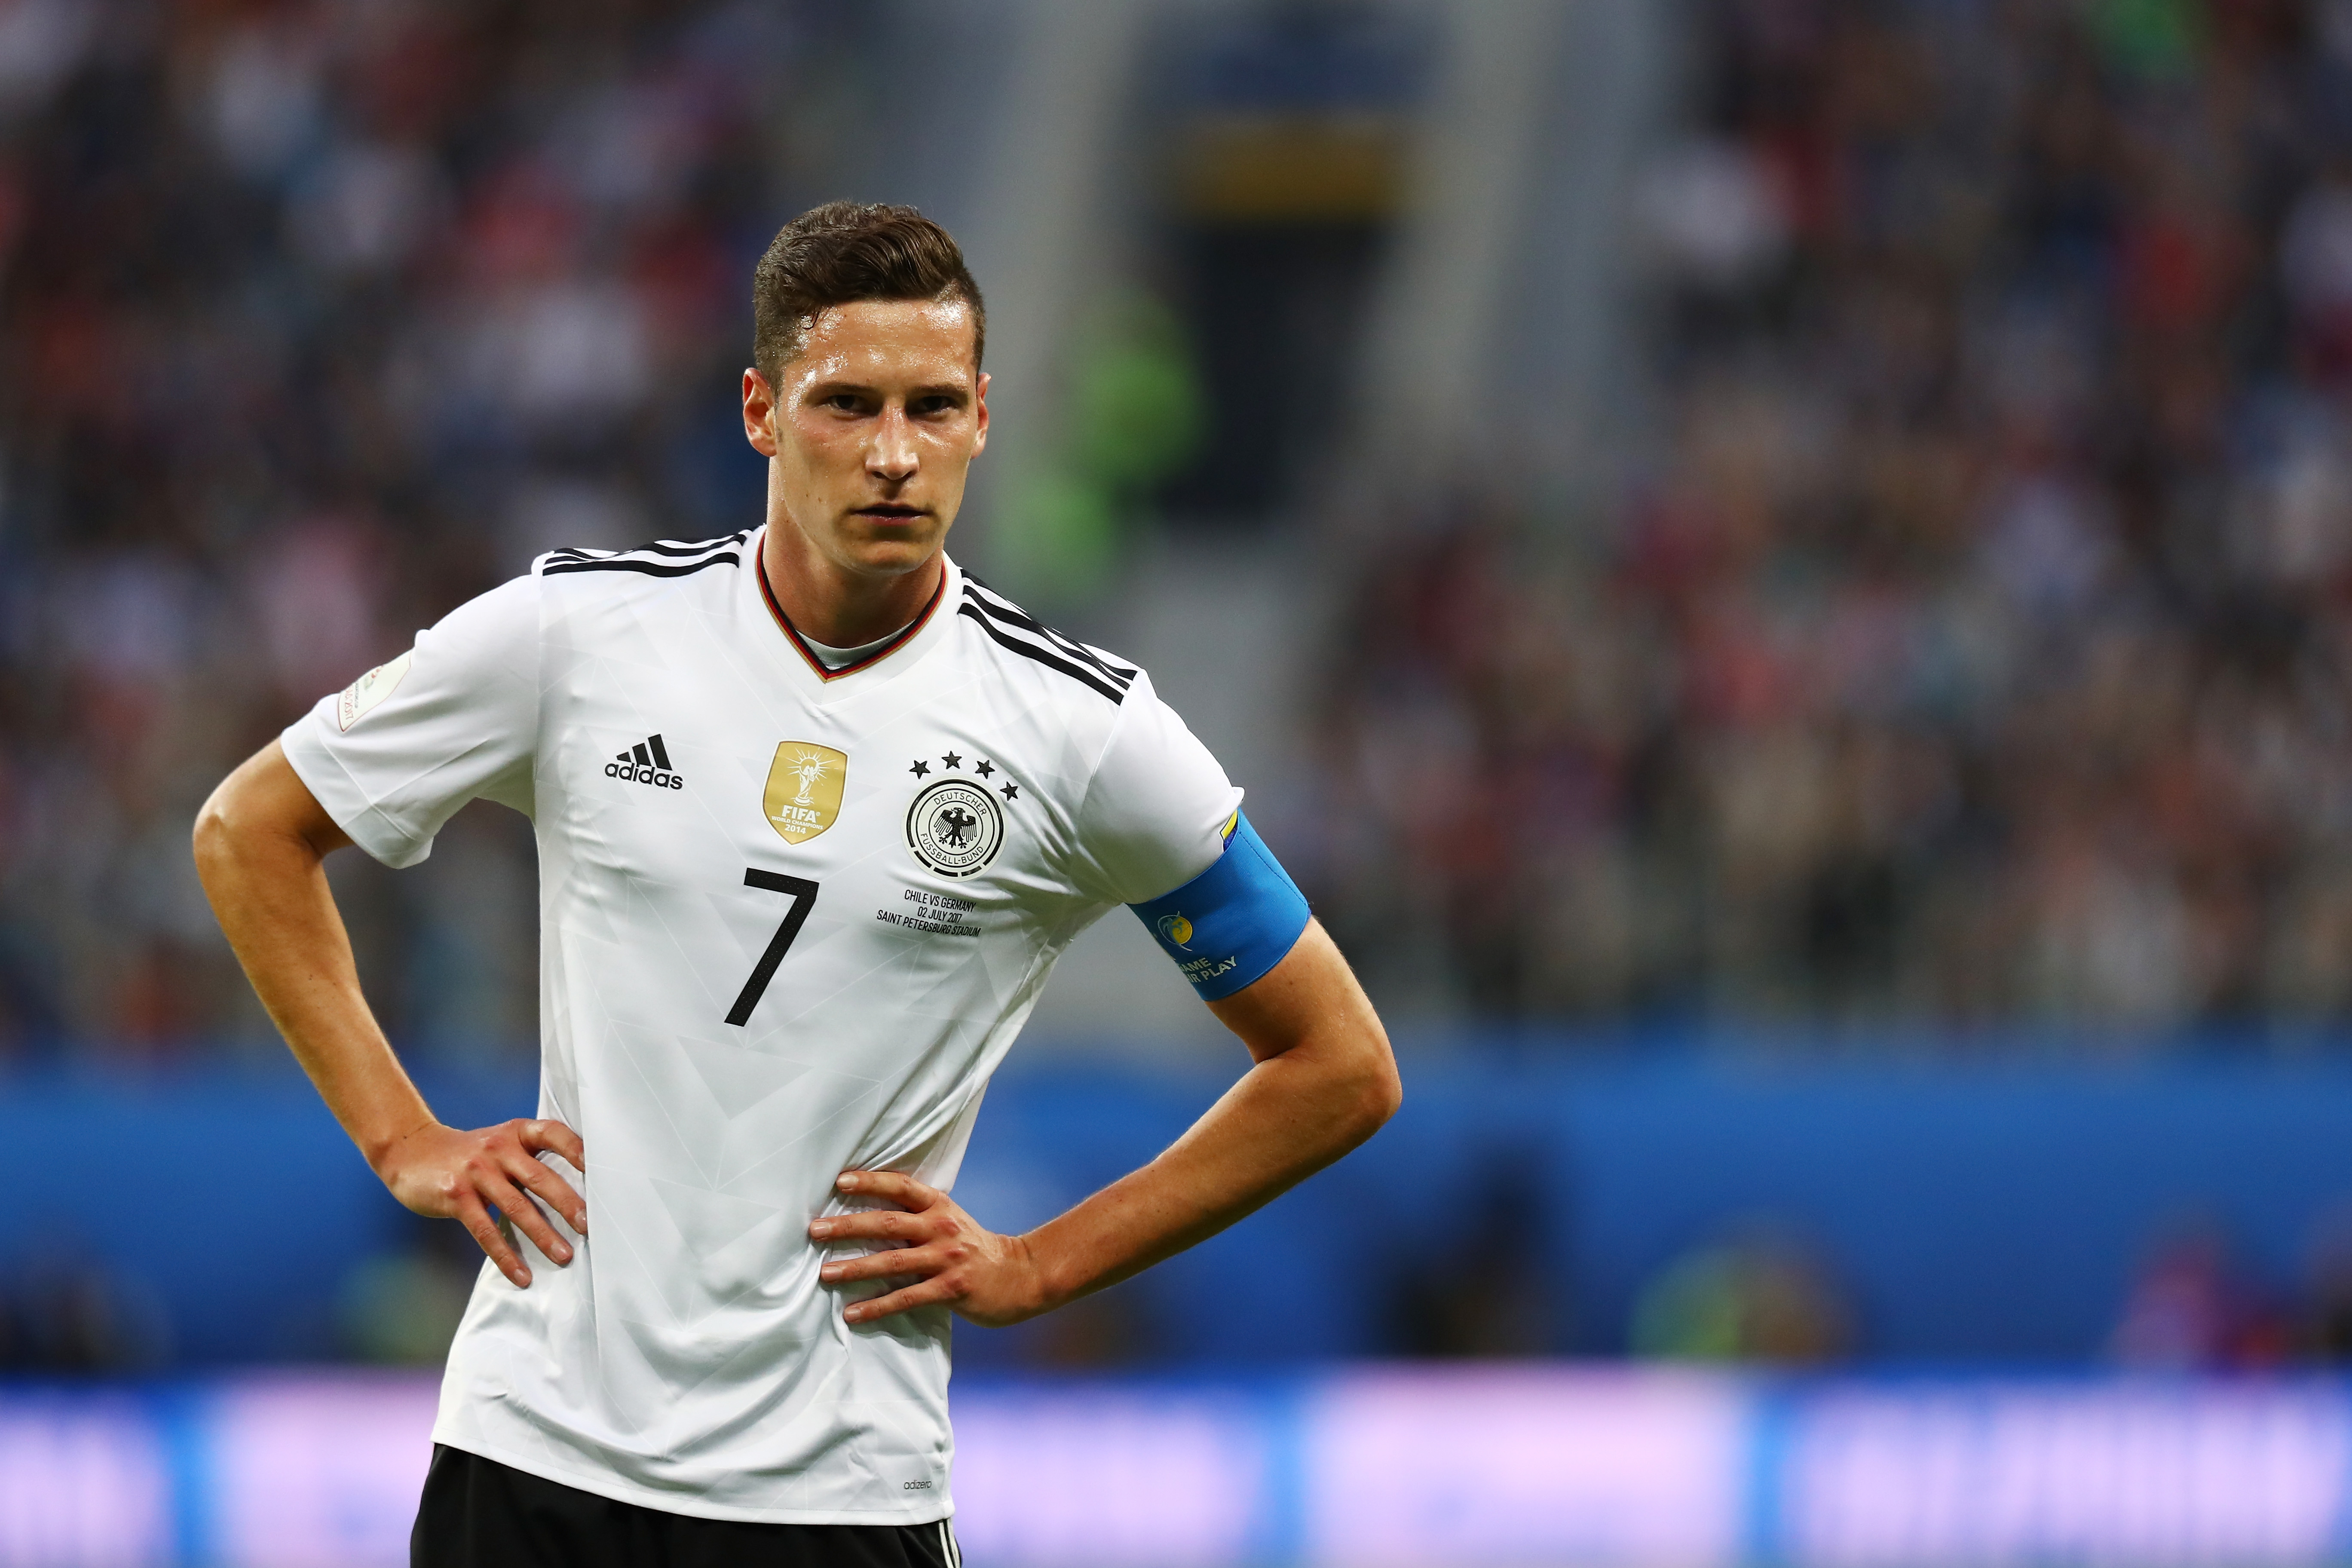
[810,1170,1045,1327]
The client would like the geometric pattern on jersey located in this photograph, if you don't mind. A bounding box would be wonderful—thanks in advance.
[279,530,1240,1527]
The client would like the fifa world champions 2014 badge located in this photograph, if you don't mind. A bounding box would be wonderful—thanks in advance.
[764,741,848,845]
[906,775,1006,879]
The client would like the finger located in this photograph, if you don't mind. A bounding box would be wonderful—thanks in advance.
[456,1192,532,1288]
[836,1169,940,1211]
[845,1276,959,1325]
[810,1210,932,1244]
[504,1150,588,1236]
[515,1117,587,1173]
[480,1172,574,1266]
[822,1245,946,1285]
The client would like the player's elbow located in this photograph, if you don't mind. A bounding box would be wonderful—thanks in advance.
[194,758,263,854]
[192,781,276,909]
[196,742,347,885]
[192,753,311,889]
[1362,1049,1404,1132]
[1334,1027,1402,1143]
[191,784,239,884]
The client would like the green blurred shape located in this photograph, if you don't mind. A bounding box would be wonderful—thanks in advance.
[1003,465,1121,608]
[1630,1229,1853,1363]
[2089,0,2201,81]
[1069,291,1206,492]
[999,288,1203,606]
[338,1247,472,1365]
[1631,1245,1749,1360]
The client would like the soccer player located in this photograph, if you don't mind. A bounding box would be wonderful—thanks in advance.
[193,202,1400,1568]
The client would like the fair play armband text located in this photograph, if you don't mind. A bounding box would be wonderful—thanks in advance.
[1128,812,1312,1001]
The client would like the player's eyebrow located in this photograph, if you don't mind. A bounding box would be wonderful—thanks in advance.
[802,374,970,404]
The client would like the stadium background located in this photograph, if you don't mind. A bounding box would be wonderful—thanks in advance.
[9,0,2352,1561]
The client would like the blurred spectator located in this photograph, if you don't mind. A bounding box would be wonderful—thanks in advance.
[1305,0,2352,1031]
[0,1243,172,1372]
[2109,1219,2291,1369]
[1015,1285,1163,1370]
[1629,1219,1853,1362]
[335,1215,477,1366]
[1382,1155,1559,1356]
[20,0,2352,1047]
[2297,1202,2352,1357]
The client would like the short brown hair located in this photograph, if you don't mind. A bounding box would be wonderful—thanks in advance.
[751,202,985,383]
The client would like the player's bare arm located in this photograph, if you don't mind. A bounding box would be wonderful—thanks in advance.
[813,920,1399,1325]
[193,741,586,1289]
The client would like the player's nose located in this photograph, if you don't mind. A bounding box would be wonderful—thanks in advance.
[867,406,919,481]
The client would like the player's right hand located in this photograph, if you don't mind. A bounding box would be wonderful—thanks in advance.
[375,1118,588,1289]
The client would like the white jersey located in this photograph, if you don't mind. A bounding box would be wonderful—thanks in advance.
[281,531,1240,1524]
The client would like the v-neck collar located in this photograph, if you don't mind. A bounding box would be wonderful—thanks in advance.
[744,527,958,699]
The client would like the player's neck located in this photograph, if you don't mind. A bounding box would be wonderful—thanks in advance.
[759,524,945,648]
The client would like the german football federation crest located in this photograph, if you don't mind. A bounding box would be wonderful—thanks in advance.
[764,742,847,845]
[906,776,1005,879]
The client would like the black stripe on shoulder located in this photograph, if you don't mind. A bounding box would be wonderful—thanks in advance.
[957,603,1127,704]
[963,594,1132,690]
[542,551,742,579]
[628,532,750,557]
[962,584,1134,689]
[543,531,746,567]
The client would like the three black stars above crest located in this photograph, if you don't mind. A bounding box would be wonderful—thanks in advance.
[909,751,1019,801]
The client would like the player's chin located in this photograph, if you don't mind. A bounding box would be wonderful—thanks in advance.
[839,518,944,569]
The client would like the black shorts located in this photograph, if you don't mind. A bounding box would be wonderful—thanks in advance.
[412,1445,961,1568]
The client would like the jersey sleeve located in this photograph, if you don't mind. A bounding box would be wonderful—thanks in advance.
[1068,672,1312,1001]
[1066,671,1244,906]
[279,573,541,869]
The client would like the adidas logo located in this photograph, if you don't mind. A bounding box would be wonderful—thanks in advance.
[606,733,685,791]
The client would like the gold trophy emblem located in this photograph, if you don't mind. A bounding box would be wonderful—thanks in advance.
[763,743,848,845]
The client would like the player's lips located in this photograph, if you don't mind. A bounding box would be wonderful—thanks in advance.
[852,504,928,523]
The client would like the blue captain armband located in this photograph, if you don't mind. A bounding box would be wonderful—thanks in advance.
[1129,812,1312,1001]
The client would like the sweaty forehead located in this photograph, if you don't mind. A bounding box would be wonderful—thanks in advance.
[789,299,977,386]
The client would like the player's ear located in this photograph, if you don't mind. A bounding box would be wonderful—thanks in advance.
[970,371,989,458]
[742,369,781,457]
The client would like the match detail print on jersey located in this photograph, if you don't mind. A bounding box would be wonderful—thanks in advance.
[764,742,846,844]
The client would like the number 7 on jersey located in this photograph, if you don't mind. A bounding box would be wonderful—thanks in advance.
[726,870,819,1026]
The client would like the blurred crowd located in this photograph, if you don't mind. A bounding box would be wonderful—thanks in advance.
[0,0,844,1055]
[1306,0,2352,1028]
[1629,1208,2352,1370]
[18,0,2352,1050]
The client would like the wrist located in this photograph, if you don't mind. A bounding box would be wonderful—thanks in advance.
[1012,1228,1077,1317]
[360,1115,439,1182]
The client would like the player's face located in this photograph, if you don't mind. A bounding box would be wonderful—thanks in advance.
[741,297,988,582]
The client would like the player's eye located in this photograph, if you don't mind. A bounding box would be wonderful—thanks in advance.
[823,394,865,413]
[911,395,958,417]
